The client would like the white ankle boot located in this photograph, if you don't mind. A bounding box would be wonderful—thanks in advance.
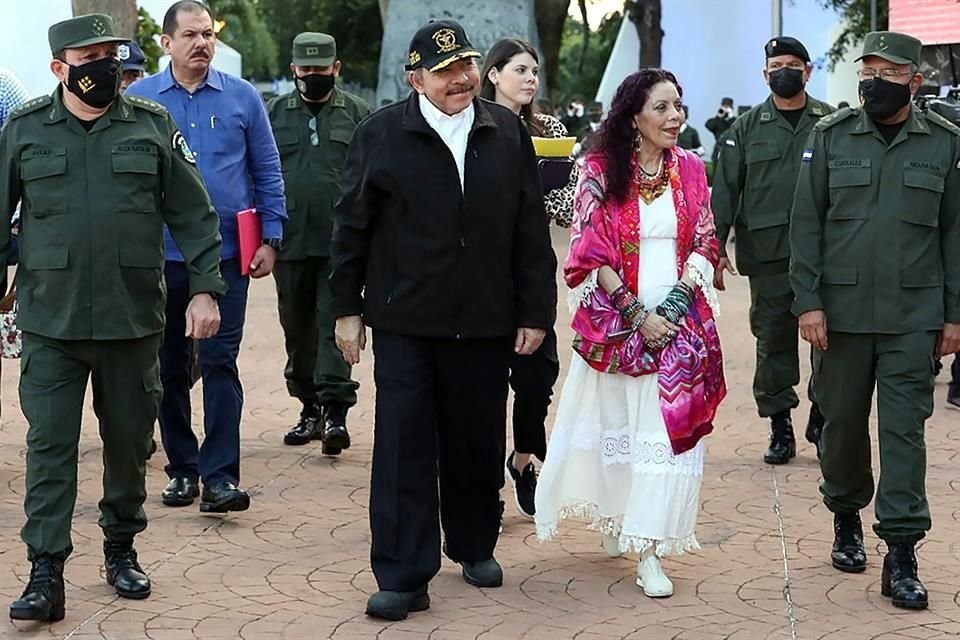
[601,533,623,558]
[636,548,673,597]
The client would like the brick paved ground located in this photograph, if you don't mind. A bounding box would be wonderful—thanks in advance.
[2,228,959,639]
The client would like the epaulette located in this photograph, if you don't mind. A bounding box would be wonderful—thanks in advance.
[124,94,168,116]
[8,95,52,121]
[925,109,960,136]
[814,107,857,131]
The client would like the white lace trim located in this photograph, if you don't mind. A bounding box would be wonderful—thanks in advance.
[686,260,720,317]
[548,425,704,476]
[567,269,599,313]
[536,503,701,557]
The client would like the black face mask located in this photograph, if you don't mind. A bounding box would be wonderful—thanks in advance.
[859,78,912,120]
[66,57,120,109]
[296,73,335,101]
[768,68,805,99]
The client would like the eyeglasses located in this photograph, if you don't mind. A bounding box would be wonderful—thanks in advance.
[308,116,319,146]
[857,68,912,81]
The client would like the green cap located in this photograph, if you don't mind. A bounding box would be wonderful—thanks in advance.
[48,13,127,54]
[292,32,336,67]
[856,31,922,66]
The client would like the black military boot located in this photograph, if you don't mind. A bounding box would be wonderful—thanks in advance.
[805,402,825,459]
[763,411,796,464]
[321,404,351,456]
[283,401,322,446]
[9,556,65,622]
[103,539,151,599]
[881,543,928,610]
[831,512,867,573]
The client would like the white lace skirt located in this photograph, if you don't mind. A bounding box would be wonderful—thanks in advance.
[534,355,703,557]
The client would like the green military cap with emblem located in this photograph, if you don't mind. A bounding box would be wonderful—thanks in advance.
[856,31,922,66]
[293,32,336,66]
[48,13,128,54]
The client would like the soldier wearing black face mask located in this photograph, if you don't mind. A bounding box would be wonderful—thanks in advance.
[266,33,371,453]
[711,36,834,466]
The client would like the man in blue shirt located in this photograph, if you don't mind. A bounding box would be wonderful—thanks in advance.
[127,0,286,513]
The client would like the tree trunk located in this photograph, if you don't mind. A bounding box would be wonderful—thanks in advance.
[71,0,138,39]
[379,0,390,28]
[577,0,590,73]
[627,0,663,68]
[534,0,572,99]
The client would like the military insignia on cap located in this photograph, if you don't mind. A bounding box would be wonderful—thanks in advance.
[878,35,888,51]
[77,76,95,94]
[118,44,130,61]
[91,17,106,36]
[432,28,458,54]
[770,40,777,48]
[408,50,421,66]
[171,130,196,164]
[306,46,319,56]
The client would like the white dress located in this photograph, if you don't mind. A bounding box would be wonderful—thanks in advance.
[534,185,715,556]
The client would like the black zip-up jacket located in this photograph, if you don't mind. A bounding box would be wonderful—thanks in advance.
[330,92,557,338]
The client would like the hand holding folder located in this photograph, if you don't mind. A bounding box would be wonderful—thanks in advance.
[236,208,261,276]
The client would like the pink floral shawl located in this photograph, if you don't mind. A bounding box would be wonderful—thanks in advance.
[565,147,726,454]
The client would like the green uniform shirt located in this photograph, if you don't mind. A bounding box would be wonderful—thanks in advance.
[0,89,225,341]
[790,106,960,333]
[266,87,371,260]
[712,94,834,276]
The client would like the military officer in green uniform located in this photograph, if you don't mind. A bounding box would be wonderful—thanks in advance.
[267,33,370,454]
[4,14,225,622]
[791,31,960,610]
[711,37,833,465]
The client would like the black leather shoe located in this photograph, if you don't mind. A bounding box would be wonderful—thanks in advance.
[200,482,250,513]
[831,512,867,573]
[763,411,796,464]
[161,477,199,507]
[365,585,430,620]
[805,403,825,459]
[505,451,537,519]
[460,557,503,588]
[103,539,151,599]
[320,404,351,456]
[9,556,65,622]
[881,543,928,610]
[283,402,322,446]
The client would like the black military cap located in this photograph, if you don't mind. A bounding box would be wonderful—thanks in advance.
[764,36,810,63]
[405,19,480,72]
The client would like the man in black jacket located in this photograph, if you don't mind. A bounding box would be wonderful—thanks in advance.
[330,19,557,621]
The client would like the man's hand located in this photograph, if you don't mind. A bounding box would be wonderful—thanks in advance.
[714,256,736,291]
[799,310,829,351]
[249,245,277,279]
[185,293,220,339]
[335,315,366,365]
[515,328,546,355]
[937,323,960,358]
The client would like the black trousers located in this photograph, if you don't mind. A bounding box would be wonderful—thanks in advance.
[369,330,511,592]
[508,327,559,462]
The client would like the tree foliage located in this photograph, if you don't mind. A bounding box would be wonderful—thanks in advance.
[556,10,622,102]
[817,0,889,70]
[136,7,163,74]
[209,0,279,79]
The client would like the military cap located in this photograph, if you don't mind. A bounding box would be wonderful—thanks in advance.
[856,31,922,66]
[118,40,146,71]
[405,19,480,72]
[48,13,127,54]
[765,36,810,63]
[292,32,336,67]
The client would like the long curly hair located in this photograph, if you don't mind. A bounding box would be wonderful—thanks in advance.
[479,38,545,137]
[588,69,682,205]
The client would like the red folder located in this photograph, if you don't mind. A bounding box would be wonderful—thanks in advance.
[236,208,261,276]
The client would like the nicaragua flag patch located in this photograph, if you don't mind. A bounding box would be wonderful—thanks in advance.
[802,148,814,163]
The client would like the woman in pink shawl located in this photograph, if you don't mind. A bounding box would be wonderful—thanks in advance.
[534,70,726,598]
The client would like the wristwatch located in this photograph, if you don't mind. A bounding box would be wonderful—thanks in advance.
[262,237,282,251]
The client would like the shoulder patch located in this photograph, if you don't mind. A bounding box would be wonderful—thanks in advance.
[171,130,196,164]
[125,94,167,116]
[8,95,52,121]
[926,110,960,136]
[815,107,856,131]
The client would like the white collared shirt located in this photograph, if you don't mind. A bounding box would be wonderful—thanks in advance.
[418,94,475,191]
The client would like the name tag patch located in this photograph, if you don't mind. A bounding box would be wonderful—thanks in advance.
[802,149,813,162]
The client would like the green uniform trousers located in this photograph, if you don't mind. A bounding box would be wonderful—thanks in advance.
[274,257,358,408]
[20,331,162,559]
[814,330,936,543]
[748,272,814,417]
